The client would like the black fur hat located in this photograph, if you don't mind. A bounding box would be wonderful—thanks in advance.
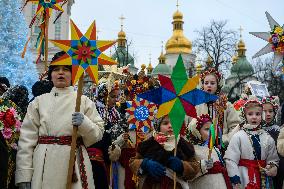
[32,80,53,97]
[0,77,10,88]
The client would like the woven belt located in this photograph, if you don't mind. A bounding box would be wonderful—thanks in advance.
[38,136,83,146]
[38,136,88,189]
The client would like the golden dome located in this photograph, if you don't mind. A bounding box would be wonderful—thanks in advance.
[165,10,192,54]
[118,30,126,39]
[141,64,146,70]
[173,10,183,20]
[158,52,166,64]
[238,39,246,50]
[237,39,246,57]
[147,63,153,71]
[117,29,126,47]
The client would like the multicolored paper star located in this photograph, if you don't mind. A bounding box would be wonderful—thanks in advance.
[26,0,64,21]
[126,97,157,133]
[50,19,117,84]
[138,54,218,138]
[250,11,284,68]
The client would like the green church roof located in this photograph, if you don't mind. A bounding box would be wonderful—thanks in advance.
[111,46,134,67]
[230,56,254,77]
[151,63,172,76]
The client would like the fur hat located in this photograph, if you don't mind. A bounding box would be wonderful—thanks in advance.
[32,80,53,97]
[0,77,10,88]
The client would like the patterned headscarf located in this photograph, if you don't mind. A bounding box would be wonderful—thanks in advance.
[95,82,125,141]
[240,96,263,123]
[187,114,212,145]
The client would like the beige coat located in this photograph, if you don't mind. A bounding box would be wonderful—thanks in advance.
[15,87,104,189]
[194,101,241,145]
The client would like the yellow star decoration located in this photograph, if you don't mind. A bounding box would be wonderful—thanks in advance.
[28,0,64,18]
[50,19,117,85]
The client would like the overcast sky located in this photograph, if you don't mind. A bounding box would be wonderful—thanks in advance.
[70,0,284,69]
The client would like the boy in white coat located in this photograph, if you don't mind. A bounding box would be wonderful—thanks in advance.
[15,52,104,189]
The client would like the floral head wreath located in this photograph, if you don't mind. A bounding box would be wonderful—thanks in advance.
[240,97,263,121]
[196,114,212,130]
[200,68,222,83]
[187,114,211,144]
[261,96,279,111]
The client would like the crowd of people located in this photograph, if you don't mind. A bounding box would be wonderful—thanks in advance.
[0,51,284,189]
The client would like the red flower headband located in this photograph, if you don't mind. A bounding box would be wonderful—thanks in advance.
[243,99,263,112]
[196,114,212,130]
[261,96,279,111]
[200,68,222,82]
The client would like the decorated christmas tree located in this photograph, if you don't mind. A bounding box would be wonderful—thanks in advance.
[0,0,37,92]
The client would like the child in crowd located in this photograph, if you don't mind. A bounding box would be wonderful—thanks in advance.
[224,98,279,189]
[262,96,284,188]
[187,114,232,189]
[195,68,240,146]
[130,115,200,189]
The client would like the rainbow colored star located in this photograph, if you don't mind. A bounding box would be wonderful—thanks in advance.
[138,55,218,138]
[126,97,157,133]
[28,0,64,18]
[50,19,117,85]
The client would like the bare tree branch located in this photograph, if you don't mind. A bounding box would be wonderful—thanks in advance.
[193,20,237,73]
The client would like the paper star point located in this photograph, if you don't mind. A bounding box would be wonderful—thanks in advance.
[250,11,284,68]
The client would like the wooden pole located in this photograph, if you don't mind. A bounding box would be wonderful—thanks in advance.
[66,74,84,189]
[173,138,177,189]
[208,149,213,160]
[44,13,49,71]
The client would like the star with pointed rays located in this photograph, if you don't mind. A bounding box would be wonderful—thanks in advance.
[138,54,218,138]
[28,0,64,18]
[50,20,117,85]
[250,12,284,68]
[126,97,157,133]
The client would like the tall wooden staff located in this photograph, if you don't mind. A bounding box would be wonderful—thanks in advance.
[66,74,84,189]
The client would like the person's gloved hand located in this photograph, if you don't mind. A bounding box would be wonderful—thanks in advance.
[141,158,166,180]
[72,112,84,127]
[167,156,184,175]
[205,158,214,170]
[18,182,31,189]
